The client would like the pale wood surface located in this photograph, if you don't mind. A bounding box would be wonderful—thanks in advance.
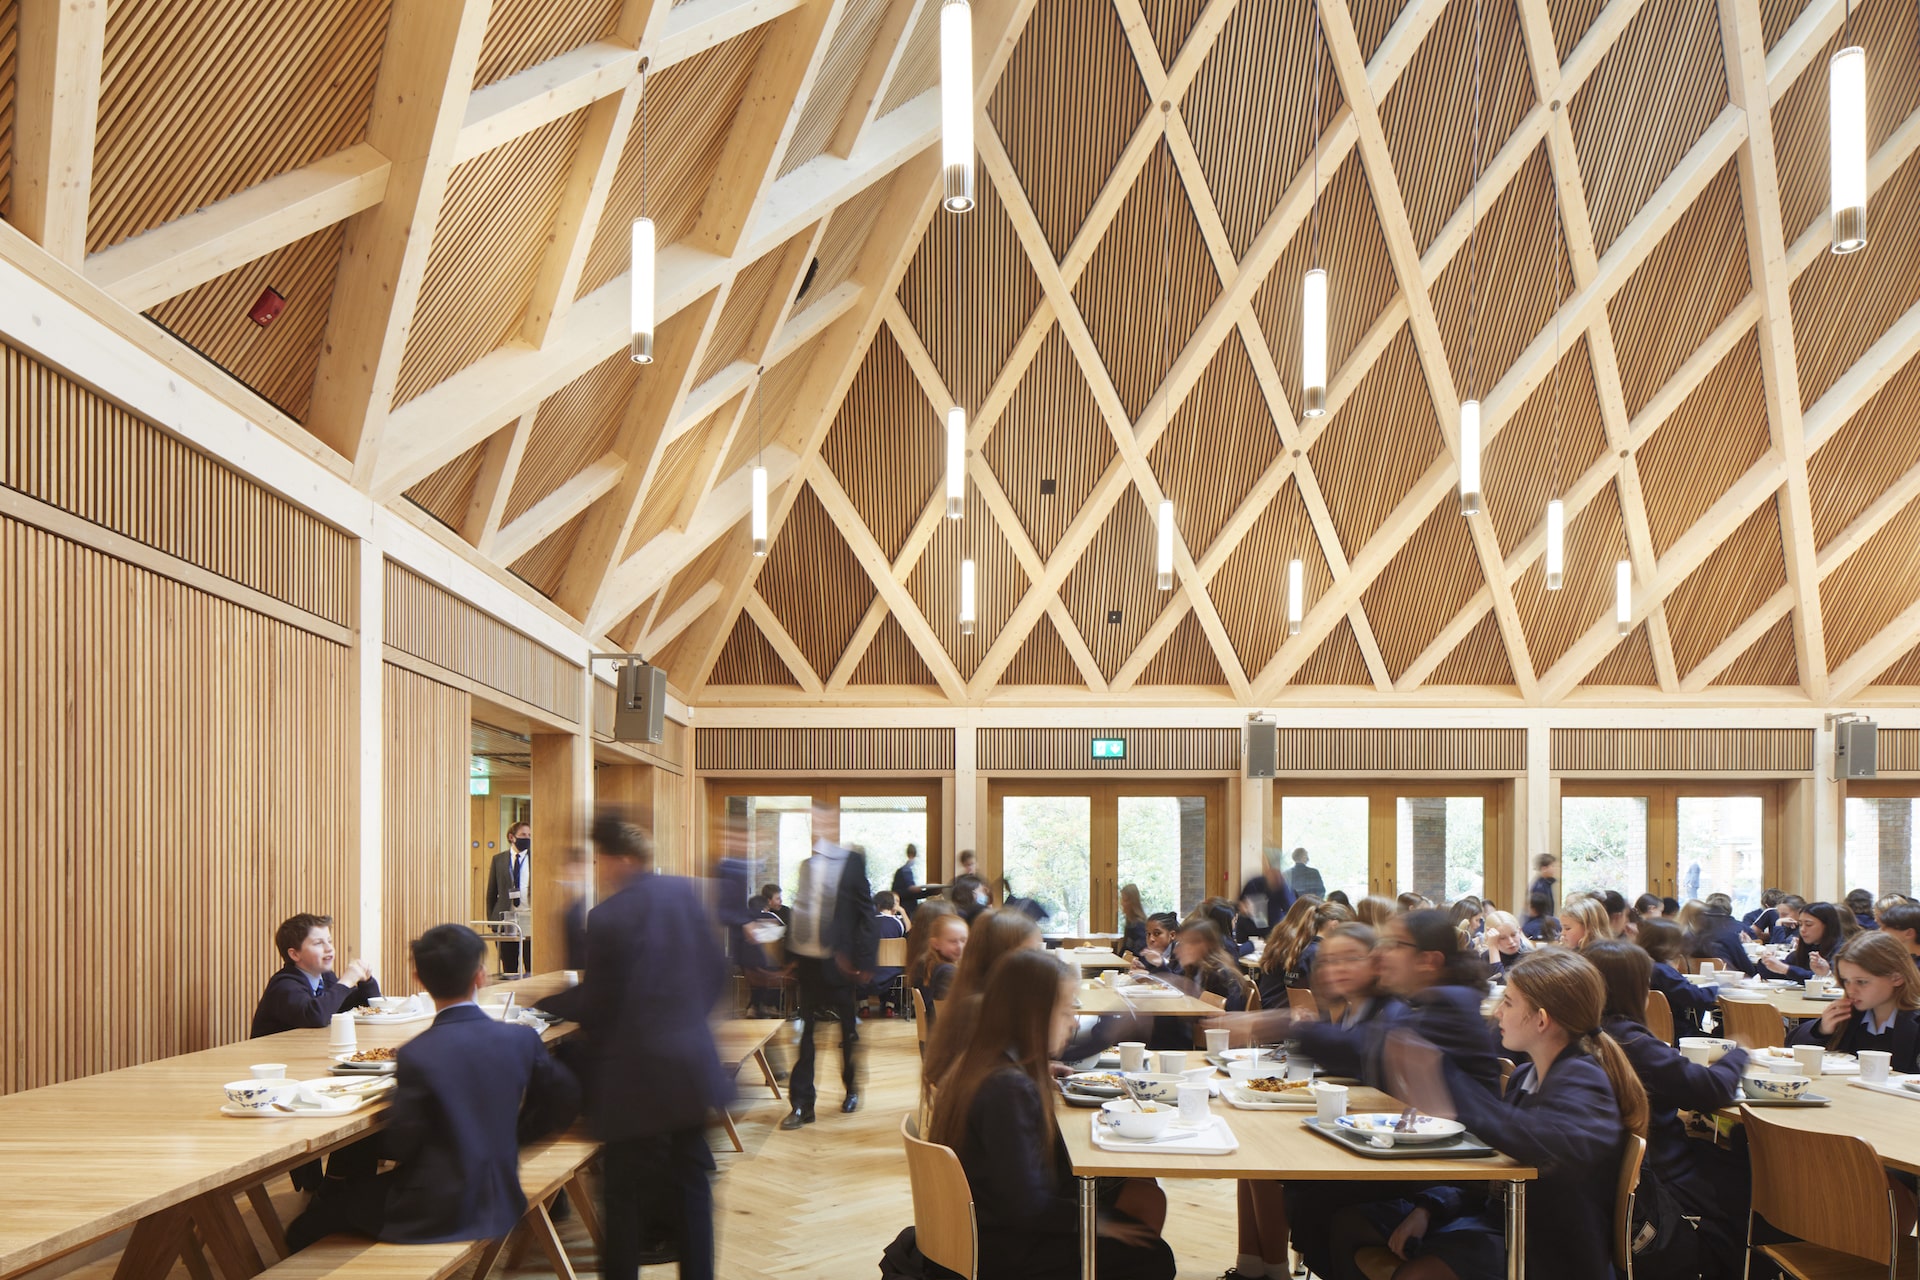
[1073,982,1222,1018]
[1718,1083,1920,1175]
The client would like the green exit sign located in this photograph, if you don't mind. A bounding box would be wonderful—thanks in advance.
[470,776,491,796]
[1091,737,1127,759]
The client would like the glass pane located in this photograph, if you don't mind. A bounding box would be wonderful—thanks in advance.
[1844,796,1919,900]
[1676,795,1765,915]
[1117,795,1207,920]
[838,795,929,884]
[1394,796,1484,904]
[1002,796,1093,933]
[724,795,812,903]
[1560,797,1649,901]
[1278,796,1370,912]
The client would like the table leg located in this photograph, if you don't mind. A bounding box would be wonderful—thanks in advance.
[755,1047,783,1100]
[186,1190,266,1280]
[1505,1180,1526,1280]
[112,1206,193,1280]
[1080,1177,1097,1280]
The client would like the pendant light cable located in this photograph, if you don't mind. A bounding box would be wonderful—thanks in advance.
[638,62,650,222]
[1311,0,1323,275]
[1551,174,1562,506]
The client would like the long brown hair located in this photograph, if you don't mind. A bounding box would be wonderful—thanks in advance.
[1558,896,1614,950]
[1260,895,1323,977]
[1827,932,1920,1048]
[904,902,957,988]
[1119,882,1146,925]
[926,949,1072,1165]
[921,909,1043,1084]
[1177,918,1249,1002]
[1356,894,1397,928]
[1505,949,1649,1138]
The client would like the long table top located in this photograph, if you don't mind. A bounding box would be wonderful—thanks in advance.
[1062,1085,1534,1181]
[1717,1079,1920,1175]
[1073,980,1221,1017]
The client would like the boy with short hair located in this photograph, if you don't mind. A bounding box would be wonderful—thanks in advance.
[1520,890,1554,942]
[1528,853,1559,913]
[250,913,382,1038]
[1880,901,1920,957]
[286,924,580,1250]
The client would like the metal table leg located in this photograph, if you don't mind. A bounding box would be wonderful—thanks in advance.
[1081,1176,1098,1280]
[1506,1180,1526,1280]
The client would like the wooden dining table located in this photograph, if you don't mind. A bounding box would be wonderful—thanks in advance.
[1073,980,1221,1017]
[1061,1085,1536,1280]
[1058,947,1131,973]
[1715,1078,1920,1175]
[0,973,586,1280]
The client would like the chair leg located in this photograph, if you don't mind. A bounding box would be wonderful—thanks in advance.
[717,1108,744,1153]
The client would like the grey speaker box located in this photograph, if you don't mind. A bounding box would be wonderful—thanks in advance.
[614,662,667,744]
[1247,721,1278,779]
[1835,719,1877,779]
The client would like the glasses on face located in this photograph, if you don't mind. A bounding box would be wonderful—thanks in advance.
[1374,938,1417,953]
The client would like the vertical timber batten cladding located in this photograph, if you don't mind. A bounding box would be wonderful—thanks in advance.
[382,560,583,722]
[382,663,471,998]
[975,728,1243,773]
[695,727,955,773]
[1551,728,1815,773]
[1875,731,1920,775]
[1259,728,1529,775]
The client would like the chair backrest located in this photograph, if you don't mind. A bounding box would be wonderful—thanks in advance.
[1497,1057,1516,1096]
[1717,997,1785,1050]
[1286,987,1318,1017]
[877,937,908,968]
[1612,1133,1646,1274]
[1644,990,1675,1044]
[901,1115,977,1279]
[912,990,931,1054]
[1244,981,1262,1012]
[1741,1106,1894,1268]
[1200,990,1227,1010]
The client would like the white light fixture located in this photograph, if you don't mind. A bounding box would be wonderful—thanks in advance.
[630,217,655,363]
[946,406,965,519]
[1459,400,1482,514]
[1615,560,1632,635]
[1156,499,1174,591]
[1830,40,1866,253]
[1302,268,1327,417]
[940,0,974,213]
[750,465,768,556]
[1545,499,1565,590]
[959,557,977,635]
[1287,558,1304,635]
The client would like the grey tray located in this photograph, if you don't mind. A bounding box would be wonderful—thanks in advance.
[1302,1117,1498,1159]
[1737,1092,1831,1107]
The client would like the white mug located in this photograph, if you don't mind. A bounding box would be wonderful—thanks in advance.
[1102,970,1121,988]
[1158,1050,1188,1075]
[1791,1044,1824,1078]
[250,1063,287,1080]
[1204,1028,1232,1057]
[1680,1043,1713,1066]
[1314,1082,1348,1124]
[1699,962,1716,980]
[1117,1042,1147,1073]
[1803,977,1826,997]
[1177,1083,1210,1126]
[1286,1055,1316,1082]
[329,1011,357,1049]
[1859,1050,1893,1083]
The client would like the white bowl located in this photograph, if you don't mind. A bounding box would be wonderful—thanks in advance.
[1226,1058,1285,1082]
[1123,1072,1186,1103]
[1744,1073,1811,1101]
[1679,1036,1735,1063]
[223,1079,283,1111]
[1102,1099,1175,1140]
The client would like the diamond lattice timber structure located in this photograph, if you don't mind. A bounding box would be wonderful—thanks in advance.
[6,0,1920,709]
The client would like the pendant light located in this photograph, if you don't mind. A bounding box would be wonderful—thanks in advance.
[1156,500,1175,591]
[1545,159,1564,591]
[1154,100,1176,592]
[940,0,974,212]
[959,557,977,635]
[1829,0,1866,253]
[1458,0,1483,516]
[750,366,768,556]
[945,406,965,518]
[1301,0,1328,417]
[1615,560,1632,634]
[1545,501,1566,589]
[1287,558,1304,635]
[630,62,654,364]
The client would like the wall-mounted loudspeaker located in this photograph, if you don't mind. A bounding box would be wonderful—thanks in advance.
[1835,718,1877,780]
[614,661,667,744]
[1247,721,1277,779]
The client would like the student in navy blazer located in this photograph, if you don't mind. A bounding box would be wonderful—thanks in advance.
[285,925,578,1251]
[249,913,382,1038]
[1787,931,1920,1074]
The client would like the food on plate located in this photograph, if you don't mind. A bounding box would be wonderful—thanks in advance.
[347,1047,397,1063]
[1245,1076,1314,1095]
[1069,1073,1126,1091]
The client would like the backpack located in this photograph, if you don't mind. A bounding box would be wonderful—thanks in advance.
[1627,1158,1702,1280]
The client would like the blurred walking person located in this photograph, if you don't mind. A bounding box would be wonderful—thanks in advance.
[781,838,876,1127]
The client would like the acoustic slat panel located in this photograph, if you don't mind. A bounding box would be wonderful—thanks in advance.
[381,663,469,998]
[1710,614,1799,686]
[821,327,941,560]
[1581,623,1660,686]
[1874,730,1920,771]
[1806,353,1920,551]
[906,486,1029,679]
[505,350,639,526]
[1819,490,1920,671]
[1209,477,1332,678]
[1060,493,1162,683]
[1361,499,1486,681]
[1511,480,1626,674]
[982,325,1116,561]
[1307,326,1444,559]
[997,611,1085,686]
[851,612,938,686]
[755,484,874,680]
[1634,328,1770,557]
[709,612,800,686]
[1425,611,1517,686]
[875,0,938,116]
[777,0,890,178]
[473,0,620,89]
[1483,337,1608,558]
[509,510,588,600]
[0,0,14,219]
[1267,728,1528,773]
[974,727,1239,772]
[1663,501,1787,678]
[1551,728,1814,772]
[1138,610,1227,686]
[383,561,584,720]
[1147,331,1283,556]
[1289,617,1373,686]
[697,727,955,771]
[406,437,492,535]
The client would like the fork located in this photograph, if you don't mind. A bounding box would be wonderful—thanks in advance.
[1393,1106,1419,1133]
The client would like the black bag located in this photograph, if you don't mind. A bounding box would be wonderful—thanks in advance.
[879,1226,963,1279]
[1627,1159,1702,1280]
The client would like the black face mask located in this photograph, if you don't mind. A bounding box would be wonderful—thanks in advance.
[513,837,531,853]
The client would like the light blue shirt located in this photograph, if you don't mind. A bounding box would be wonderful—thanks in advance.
[1862,1006,1898,1035]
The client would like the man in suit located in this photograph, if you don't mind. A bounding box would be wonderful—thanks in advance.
[780,838,876,1128]
[250,913,381,1037]
[549,810,731,1280]
[1286,846,1327,900]
[487,822,532,973]
[285,924,579,1251]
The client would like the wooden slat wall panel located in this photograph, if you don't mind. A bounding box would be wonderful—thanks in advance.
[1710,613,1799,685]
[505,350,638,526]
[998,612,1084,686]
[0,0,14,219]
[1289,617,1373,685]
[696,238,796,384]
[1060,493,1160,683]
[721,337,818,481]
[3,341,355,625]
[1426,611,1517,685]
[1147,331,1282,555]
[1819,491,1920,670]
[820,328,940,560]
[1582,622,1660,685]
[394,112,588,406]
[777,0,890,178]
[577,30,766,298]
[1267,727,1527,773]
[1871,646,1920,688]
[906,485,1029,680]
[1663,501,1787,677]
[1307,326,1444,559]
[1484,338,1608,557]
[1565,0,1727,256]
[1759,0,1807,47]
[628,409,724,556]
[852,612,938,685]
[1210,476,1332,676]
[876,0,939,116]
[711,613,801,685]
[1806,353,1920,550]
[812,175,896,296]
[1512,480,1625,673]
[1548,0,1608,59]
[756,484,875,679]
[145,223,348,422]
[1353,0,1411,59]
[698,727,954,771]
[661,533,733,620]
[1362,499,1486,680]
[1139,610,1227,685]
[381,663,469,998]
[383,561,584,720]
[3,516,355,1093]
[1142,0,1206,65]
[1552,728,1813,772]
[975,727,1238,772]
[406,437,492,534]
[988,0,1147,260]
[510,510,588,600]
[1634,328,1769,556]
[982,325,1115,561]
[89,0,390,252]
[1874,730,1920,771]
[473,0,620,89]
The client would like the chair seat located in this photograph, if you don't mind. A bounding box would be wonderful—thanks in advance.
[1354,1244,1400,1280]
[1763,1234,1919,1280]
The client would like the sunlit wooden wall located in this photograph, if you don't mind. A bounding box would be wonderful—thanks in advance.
[381,663,472,996]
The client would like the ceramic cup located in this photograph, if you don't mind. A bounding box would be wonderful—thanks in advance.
[1699,962,1716,981]
[1204,1028,1232,1057]
[1859,1050,1893,1083]
[329,1012,357,1049]
[1285,1055,1316,1082]
[1792,1044,1825,1078]
[1680,1042,1714,1065]
[1177,1083,1210,1126]
[1102,970,1121,987]
[249,1063,287,1080]
[1314,1082,1349,1124]
[1804,977,1827,997]
[1117,1042,1147,1073]
[1157,1050,1188,1075]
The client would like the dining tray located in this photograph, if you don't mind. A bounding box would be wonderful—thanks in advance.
[1302,1117,1497,1159]
[1736,1092,1831,1107]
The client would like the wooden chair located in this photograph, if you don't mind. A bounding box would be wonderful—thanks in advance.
[1718,997,1785,1050]
[901,1115,977,1279]
[1497,1057,1517,1096]
[876,936,908,1013]
[1741,1105,1916,1280]
[1244,981,1262,1013]
[912,990,931,1056]
[1613,1134,1647,1278]
[1645,989,1676,1044]
[1286,987,1319,1018]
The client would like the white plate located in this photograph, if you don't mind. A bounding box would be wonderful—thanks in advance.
[1749,1048,1858,1075]
[1064,1072,1127,1098]
[1226,1083,1318,1110]
[330,1052,399,1074]
[224,1077,393,1117]
[1336,1113,1466,1144]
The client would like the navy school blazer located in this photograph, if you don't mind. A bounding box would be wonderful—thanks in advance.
[249,963,381,1038]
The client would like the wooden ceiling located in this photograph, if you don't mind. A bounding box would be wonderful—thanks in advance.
[4,0,1920,707]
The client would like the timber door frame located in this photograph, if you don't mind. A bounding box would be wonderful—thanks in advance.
[1270,781,1512,905]
[1556,780,1782,900]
